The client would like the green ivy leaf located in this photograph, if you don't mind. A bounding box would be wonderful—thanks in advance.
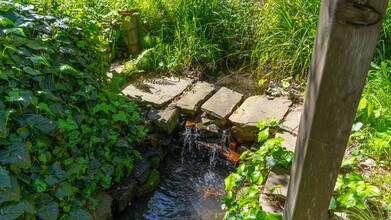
[26,114,58,134]
[35,193,59,220]
[225,173,241,191]
[67,208,93,220]
[0,201,25,220]
[257,127,269,143]
[23,66,42,76]
[337,189,361,208]
[0,167,11,188]
[0,142,31,169]
[0,70,8,81]
[45,165,68,186]
[5,28,25,37]
[0,15,14,27]
[357,185,380,200]
[0,177,20,203]
[265,156,277,168]
[54,182,73,198]
[29,55,51,67]
[328,196,336,210]
[112,111,127,122]
[32,179,48,192]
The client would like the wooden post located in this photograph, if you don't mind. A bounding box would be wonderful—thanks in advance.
[283,1,389,219]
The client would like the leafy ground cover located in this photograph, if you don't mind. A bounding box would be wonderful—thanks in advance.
[0,1,145,219]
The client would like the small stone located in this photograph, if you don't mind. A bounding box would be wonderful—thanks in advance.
[201,87,243,119]
[283,108,302,134]
[231,125,258,144]
[111,178,138,212]
[136,169,160,196]
[94,191,113,220]
[275,132,297,152]
[176,81,215,115]
[360,158,376,168]
[131,159,151,185]
[148,106,179,134]
[263,167,290,197]
[149,156,161,169]
[196,122,221,138]
[122,77,191,106]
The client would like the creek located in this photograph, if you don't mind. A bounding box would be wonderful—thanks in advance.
[117,126,234,219]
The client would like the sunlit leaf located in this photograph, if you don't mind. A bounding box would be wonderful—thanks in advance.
[0,166,11,188]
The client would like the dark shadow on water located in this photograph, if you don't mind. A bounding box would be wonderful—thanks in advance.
[117,150,233,220]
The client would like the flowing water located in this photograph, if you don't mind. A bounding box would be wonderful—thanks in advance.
[118,126,233,220]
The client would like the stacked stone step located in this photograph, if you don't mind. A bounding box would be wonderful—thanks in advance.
[122,77,303,215]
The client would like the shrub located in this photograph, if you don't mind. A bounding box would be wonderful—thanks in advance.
[0,1,145,219]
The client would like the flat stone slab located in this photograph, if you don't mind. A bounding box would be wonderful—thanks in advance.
[201,87,243,119]
[259,194,283,215]
[282,107,302,134]
[176,82,215,114]
[148,106,179,134]
[229,96,291,126]
[122,77,191,106]
[263,167,290,197]
[276,132,297,152]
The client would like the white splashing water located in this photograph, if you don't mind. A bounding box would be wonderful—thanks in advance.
[181,125,200,165]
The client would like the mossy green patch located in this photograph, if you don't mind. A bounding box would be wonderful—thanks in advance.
[137,169,160,196]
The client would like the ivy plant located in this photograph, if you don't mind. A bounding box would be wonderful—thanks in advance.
[0,1,145,219]
[222,119,293,220]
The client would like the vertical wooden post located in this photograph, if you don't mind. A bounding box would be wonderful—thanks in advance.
[283,1,389,219]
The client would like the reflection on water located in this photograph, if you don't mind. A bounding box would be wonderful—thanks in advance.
[117,150,232,220]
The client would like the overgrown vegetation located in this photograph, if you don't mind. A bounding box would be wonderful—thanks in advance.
[0,1,145,219]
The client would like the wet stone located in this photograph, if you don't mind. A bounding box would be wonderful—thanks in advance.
[148,106,179,134]
[276,132,297,152]
[201,87,243,119]
[176,81,216,115]
[122,77,191,106]
[131,159,151,185]
[282,107,302,134]
[111,178,138,212]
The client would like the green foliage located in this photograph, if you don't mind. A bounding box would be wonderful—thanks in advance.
[0,1,145,219]
[331,172,380,210]
[222,120,293,219]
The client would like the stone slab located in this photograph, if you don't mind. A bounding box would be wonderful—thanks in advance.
[263,167,290,197]
[122,77,191,106]
[131,159,151,184]
[148,106,179,134]
[201,87,243,119]
[276,132,297,152]
[176,81,215,115]
[229,96,291,126]
[259,194,283,215]
[282,107,302,134]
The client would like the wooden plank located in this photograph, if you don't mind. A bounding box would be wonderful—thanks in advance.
[283,1,389,219]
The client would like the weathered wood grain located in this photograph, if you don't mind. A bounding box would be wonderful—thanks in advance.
[283,0,389,219]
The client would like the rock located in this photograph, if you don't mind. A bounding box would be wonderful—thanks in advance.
[196,122,221,139]
[259,194,284,215]
[229,96,291,143]
[131,159,151,185]
[201,87,243,120]
[111,178,138,212]
[231,125,258,144]
[149,156,161,169]
[176,81,216,115]
[237,145,251,155]
[148,105,179,134]
[360,158,376,168]
[229,96,291,126]
[94,191,113,220]
[275,132,297,152]
[136,169,160,196]
[122,77,191,106]
[282,108,302,134]
[263,167,290,197]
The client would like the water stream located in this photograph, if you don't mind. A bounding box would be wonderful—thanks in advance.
[118,126,233,220]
